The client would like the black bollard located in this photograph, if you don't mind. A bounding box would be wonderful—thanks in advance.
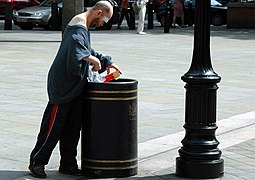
[164,0,171,33]
[4,2,12,30]
[147,2,154,29]
[51,1,60,30]
[187,1,193,26]
[175,0,224,178]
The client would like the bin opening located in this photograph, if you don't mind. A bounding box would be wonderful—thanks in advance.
[106,78,137,83]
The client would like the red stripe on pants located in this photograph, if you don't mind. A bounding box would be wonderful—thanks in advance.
[46,105,58,139]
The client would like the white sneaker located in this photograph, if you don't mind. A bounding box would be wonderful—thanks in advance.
[137,31,146,35]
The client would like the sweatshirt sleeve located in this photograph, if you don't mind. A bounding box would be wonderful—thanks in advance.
[91,48,113,74]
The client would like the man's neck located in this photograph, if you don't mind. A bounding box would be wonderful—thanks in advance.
[68,11,89,28]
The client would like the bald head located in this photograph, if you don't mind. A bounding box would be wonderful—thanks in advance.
[92,1,113,17]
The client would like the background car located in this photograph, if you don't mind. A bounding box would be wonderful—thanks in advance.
[13,0,61,30]
[13,0,119,30]
[0,0,39,19]
[156,0,227,27]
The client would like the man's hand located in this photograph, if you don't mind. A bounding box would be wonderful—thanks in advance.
[91,59,101,71]
[84,55,101,71]
[107,63,122,74]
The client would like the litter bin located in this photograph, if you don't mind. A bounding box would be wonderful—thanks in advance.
[81,78,138,178]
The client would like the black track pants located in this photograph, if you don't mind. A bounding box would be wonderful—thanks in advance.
[29,95,82,167]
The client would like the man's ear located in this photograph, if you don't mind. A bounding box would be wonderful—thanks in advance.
[96,10,103,16]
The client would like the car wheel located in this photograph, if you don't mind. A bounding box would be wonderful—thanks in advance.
[19,26,33,30]
[211,14,223,26]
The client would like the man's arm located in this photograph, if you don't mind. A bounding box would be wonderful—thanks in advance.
[84,54,121,74]
[83,55,101,71]
[90,49,114,73]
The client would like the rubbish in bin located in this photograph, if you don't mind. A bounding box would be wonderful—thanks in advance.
[104,71,121,82]
[87,66,104,82]
[87,66,121,83]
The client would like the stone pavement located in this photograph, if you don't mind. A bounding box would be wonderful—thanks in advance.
[0,20,255,179]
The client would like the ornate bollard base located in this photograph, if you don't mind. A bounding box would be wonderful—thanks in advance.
[176,157,224,179]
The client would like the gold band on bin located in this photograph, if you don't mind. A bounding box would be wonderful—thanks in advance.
[84,157,137,163]
[84,158,138,170]
[84,89,137,101]
[86,89,137,94]
[84,96,137,101]
[84,164,138,170]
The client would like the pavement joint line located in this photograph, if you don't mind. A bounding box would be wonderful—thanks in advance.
[218,123,255,149]
[217,122,255,136]
[138,110,255,161]
[69,110,255,174]
[135,117,255,175]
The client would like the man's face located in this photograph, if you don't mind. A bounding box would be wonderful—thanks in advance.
[90,10,112,28]
[90,17,100,27]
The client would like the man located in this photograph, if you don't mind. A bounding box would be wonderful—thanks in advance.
[28,1,121,178]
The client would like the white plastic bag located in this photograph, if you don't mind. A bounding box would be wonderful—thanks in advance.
[87,66,104,83]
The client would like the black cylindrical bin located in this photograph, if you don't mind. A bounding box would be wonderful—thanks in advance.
[81,78,138,178]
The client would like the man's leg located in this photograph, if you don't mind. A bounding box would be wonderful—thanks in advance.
[137,5,146,33]
[117,9,125,28]
[124,9,131,28]
[173,16,176,27]
[59,96,83,175]
[29,102,69,177]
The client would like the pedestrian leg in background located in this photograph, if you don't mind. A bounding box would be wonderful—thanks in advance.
[117,0,130,29]
[137,4,147,35]
[128,3,136,30]
[117,8,130,29]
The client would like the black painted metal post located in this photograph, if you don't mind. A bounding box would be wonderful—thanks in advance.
[51,0,60,30]
[147,2,154,29]
[187,1,193,26]
[4,1,12,30]
[175,0,224,178]
[164,0,170,33]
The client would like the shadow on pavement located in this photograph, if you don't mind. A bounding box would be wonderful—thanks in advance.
[0,170,191,180]
[0,170,28,180]
[0,170,94,180]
